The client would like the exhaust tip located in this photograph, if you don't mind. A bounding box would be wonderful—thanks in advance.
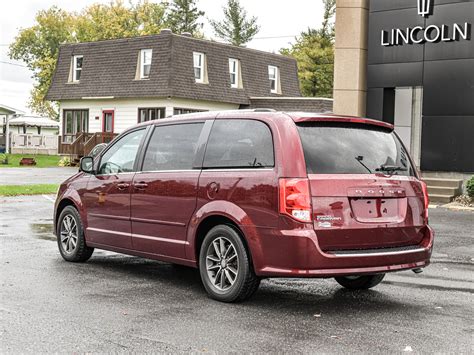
[412,268,423,274]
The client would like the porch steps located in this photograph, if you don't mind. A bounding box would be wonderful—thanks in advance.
[423,178,463,204]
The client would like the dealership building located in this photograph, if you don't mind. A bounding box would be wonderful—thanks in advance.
[333,0,473,179]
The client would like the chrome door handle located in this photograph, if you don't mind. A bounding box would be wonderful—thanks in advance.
[116,182,130,190]
[134,182,148,190]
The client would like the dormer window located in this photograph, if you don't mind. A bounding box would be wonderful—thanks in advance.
[229,58,241,88]
[268,65,280,94]
[193,52,206,83]
[73,55,83,82]
[140,49,152,79]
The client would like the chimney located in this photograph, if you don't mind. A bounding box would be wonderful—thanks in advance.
[160,28,172,35]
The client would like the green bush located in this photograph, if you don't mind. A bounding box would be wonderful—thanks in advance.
[0,153,7,164]
[467,176,474,198]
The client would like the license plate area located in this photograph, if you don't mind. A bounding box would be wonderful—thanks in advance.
[350,197,407,223]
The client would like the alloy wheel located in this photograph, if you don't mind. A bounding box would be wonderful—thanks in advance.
[205,236,239,291]
[60,215,78,255]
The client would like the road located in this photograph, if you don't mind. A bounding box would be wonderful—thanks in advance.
[1,194,472,353]
[0,167,78,185]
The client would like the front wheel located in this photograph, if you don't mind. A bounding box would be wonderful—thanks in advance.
[199,225,260,302]
[335,274,385,290]
[57,206,94,262]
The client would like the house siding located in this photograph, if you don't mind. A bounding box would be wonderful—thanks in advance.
[59,98,239,134]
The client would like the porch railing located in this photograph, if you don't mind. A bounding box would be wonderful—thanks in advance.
[58,132,117,157]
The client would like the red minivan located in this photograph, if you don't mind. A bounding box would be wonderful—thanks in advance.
[54,111,434,302]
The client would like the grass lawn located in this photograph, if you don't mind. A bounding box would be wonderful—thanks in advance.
[0,154,62,168]
[0,184,59,196]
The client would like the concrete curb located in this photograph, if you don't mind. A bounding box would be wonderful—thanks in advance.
[439,202,474,212]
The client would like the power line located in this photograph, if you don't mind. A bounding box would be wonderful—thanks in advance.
[0,60,27,68]
[252,35,298,40]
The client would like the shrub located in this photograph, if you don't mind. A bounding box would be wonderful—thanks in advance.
[58,156,72,167]
[0,153,8,165]
[467,176,474,198]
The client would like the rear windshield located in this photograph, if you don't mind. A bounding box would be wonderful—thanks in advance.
[297,122,415,176]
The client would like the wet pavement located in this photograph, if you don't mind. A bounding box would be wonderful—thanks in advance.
[0,167,78,185]
[0,194,473,353]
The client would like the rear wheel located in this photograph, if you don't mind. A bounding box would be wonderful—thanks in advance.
[57,206,94,262]
[199,225,260,302]
[335,274,385,290]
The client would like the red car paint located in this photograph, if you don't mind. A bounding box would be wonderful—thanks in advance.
[54,111,434,277]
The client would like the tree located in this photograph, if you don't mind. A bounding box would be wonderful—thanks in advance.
[210,0,259,46]
[280,0,336,98]
[9,0,167,117]
[166,0,204,35]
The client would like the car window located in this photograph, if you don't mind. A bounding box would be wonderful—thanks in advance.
[98,129,146,175]
[297,122,415,176]
[203,119,274,169]
[142,123,204,171]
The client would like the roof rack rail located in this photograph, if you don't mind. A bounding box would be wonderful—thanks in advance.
[252,108,276,112]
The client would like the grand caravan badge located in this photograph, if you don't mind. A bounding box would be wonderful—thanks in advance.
[316,215,342,228]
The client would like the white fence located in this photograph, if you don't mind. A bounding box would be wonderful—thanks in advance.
[9,133,58,155]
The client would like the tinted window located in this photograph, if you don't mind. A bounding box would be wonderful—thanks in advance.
[98,129,145,174]
[204,120,274,169]
[143,123,204,171]
[297,123,415,176]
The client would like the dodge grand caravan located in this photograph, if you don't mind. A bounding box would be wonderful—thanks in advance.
[54,111,434,302]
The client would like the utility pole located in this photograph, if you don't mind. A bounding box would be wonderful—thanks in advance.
[5,114,10,154]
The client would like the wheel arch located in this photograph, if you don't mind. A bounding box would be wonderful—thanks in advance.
[54,195,83,235]
[186,201,265,272]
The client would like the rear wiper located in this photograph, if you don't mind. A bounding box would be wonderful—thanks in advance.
[375,164,408,173]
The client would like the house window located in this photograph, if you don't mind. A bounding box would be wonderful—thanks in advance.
[63,109,89,143]
[140,49,152,79]
[73,55,83,82]
[268,65,279,94]
[193,52,205,83]
[173,108,206,115]
[229,58,240,88]
[138,108,166,123]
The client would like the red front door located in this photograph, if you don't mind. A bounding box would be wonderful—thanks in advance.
[102,110,114,133]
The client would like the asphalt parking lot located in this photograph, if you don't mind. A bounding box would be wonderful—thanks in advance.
[0,194,472,353]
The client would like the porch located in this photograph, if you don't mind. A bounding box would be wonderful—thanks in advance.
[58,132,118,157]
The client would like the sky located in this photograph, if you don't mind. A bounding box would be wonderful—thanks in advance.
[0,0,325,114]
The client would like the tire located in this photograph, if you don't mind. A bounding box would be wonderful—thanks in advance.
[199,225,260,303]
[335,274,385,290]
[57,206,94,262]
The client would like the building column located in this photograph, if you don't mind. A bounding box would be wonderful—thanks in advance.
[333,0,369,117]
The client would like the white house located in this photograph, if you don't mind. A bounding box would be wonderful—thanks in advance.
[46,29,333,156]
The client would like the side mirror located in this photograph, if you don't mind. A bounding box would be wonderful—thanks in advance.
[79,156,95,174]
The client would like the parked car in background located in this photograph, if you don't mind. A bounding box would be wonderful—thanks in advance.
[54,110,434,302]
[89,143,108,158]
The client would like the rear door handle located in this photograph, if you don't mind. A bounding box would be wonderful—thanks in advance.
[134,182,148,190]
[116,182,130,190]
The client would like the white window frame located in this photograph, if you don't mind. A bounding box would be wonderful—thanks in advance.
[229,58,239,88]
[193,52,205,83]
[140,49,153,79]
[268,65,279,94]
[73,55,83,82]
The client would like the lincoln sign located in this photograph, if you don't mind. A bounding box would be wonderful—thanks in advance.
[381,23,471,46]
[381,0,471,47]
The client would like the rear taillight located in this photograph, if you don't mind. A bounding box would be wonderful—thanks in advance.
[421,181,429,221]
[279,178,312,223]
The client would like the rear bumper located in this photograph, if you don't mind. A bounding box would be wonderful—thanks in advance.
[253,225,434,278]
